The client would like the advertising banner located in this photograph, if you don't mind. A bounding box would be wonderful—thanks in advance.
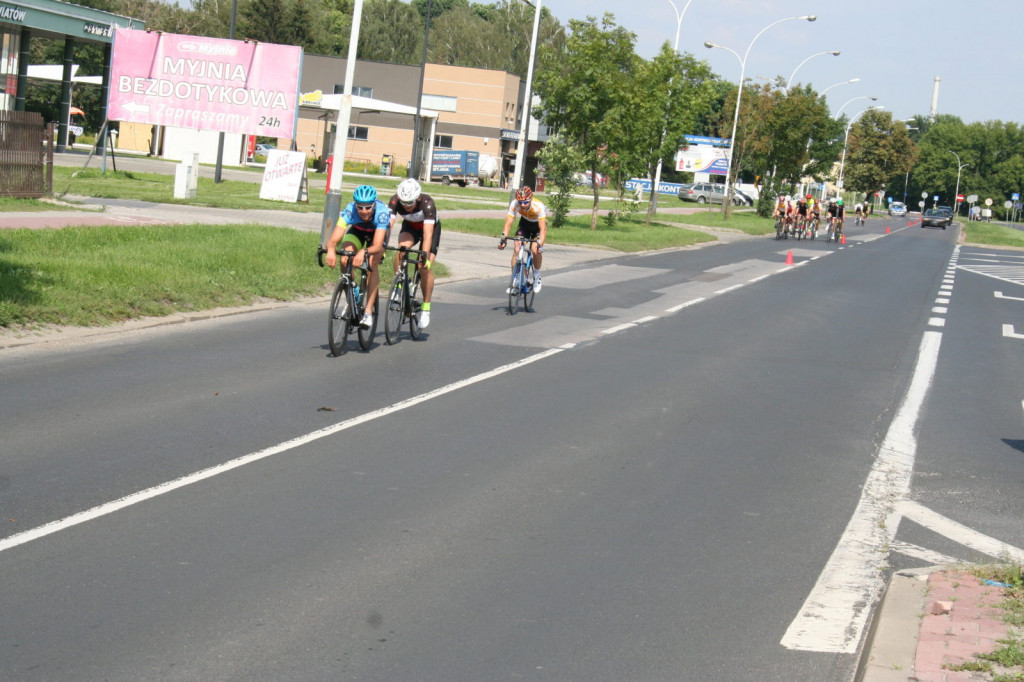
[259,151,308,203]
[107,28,302,138]
[675,144,729,174]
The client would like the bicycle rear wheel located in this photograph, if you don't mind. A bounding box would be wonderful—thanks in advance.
[328,278,351,357]
[508,263,521,315]
[384,276,404,345]
[408,271,425,339]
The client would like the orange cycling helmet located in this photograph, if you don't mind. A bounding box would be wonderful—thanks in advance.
[515,186,533,202]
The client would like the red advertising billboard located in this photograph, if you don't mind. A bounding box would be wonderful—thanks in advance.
[107,28,302,138]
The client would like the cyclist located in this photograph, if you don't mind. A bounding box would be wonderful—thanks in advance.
[808,194,821,235]
[387,178,439,329]
[499,185,547,293]
[795,195,809,236]
[828,197,846,237]
[324,184,390,328]
[854,202,864,224]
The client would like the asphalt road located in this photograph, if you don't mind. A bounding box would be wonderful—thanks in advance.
[2,217,1023,681]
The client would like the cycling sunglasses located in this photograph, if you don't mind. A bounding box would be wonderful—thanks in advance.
[355,203,375,210]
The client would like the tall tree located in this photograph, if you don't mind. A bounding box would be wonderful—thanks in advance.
[842,109,916,200]
[239,0,290,45]
[357,0,422,63]
[533,13,637,229]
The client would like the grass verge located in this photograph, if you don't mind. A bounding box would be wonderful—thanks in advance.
[963,222,1024,248]
[0,223,447,329]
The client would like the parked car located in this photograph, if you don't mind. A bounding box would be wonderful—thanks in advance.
[677,182,747,205]
[888,201,908,217]
[934,205,954,226]
[573,170,608,188]
[921,208,948,229]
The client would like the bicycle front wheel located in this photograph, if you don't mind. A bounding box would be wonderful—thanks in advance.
[408,272,425,340]
[357,290,376,351]
[508,264,521,315]
[523,262,535,312]
[384,277,404,345]
[328,278,351,357]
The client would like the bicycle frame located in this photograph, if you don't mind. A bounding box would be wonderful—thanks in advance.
[384,245,427,344]
[506,236,539,315]
[319,246,374,356]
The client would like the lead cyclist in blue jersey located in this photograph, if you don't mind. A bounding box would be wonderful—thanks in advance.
[325,184,391,328]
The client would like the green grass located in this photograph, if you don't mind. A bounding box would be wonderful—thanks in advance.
[963,222,1024,248]
[0,223,446,329]
[445,213,716,252]
[654,207,776,236]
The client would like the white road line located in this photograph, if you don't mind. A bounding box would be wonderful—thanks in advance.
[929,318,946,327]
[995,291,1024,302]
[1003,324,1024,340]
[932,307,948,314]
[715,283,745,294]
[782,331,942,654]
[601,323,635,335]
[0,345,572,554]
[748,274,771,283]
[666,297,706,313]
[888,540,962,566]
[633,315,659,325]
[900,500,1024,563]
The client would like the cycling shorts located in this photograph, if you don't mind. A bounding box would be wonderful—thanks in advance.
[515,219,541,239]
[341,225,388,253]
[398,220,441,255]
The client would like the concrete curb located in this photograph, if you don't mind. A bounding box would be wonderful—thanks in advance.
[856,567,932,682]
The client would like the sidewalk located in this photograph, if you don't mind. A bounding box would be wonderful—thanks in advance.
[859,566,1017,682]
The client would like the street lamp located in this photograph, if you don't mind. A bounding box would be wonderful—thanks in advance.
[650,0,695,209]
[819,77,860,98]
[949,150,969,215]
[511,0,541,190]
[835,95,877,118]
[705,14,817,214]
[786,50,839,90]
[837,105,884,192]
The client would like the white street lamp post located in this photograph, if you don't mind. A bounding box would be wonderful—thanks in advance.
[511,0,542,191]
[705,14,817,215]
[786,49,839,90]
[949,150,969,215]
[819,77,859,98]
[837,105,883,192]
[835,95,877,118]
[650,0,694,208]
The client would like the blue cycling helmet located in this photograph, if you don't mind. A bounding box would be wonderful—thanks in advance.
[352,185,377,204]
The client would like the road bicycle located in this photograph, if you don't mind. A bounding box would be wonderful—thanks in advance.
[318,246,377,356]
[774,214,787,240]
[502,235,539,315]
[806,214,819,240]
[383,244,427,344]
[854,212,865,226]
[827,217,844,243]
[794,215,806,240]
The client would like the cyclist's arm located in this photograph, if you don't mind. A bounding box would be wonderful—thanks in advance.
[499,213,515,248]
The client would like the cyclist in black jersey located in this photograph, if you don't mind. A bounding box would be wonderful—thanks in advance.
[388,178,440,329]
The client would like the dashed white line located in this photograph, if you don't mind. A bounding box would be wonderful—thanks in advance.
[666,297,706,313]
[929,318,946,327]
[715,283,745,294]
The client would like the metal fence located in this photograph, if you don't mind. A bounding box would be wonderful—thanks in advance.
[0,111,53,198]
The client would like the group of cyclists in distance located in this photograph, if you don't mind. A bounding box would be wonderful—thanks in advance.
[772,193,860,241]
[324,179,547,334]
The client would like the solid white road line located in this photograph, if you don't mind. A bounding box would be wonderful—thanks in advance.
[995,291,1024,302]
[1003,324,1024,339]
[899,500,1024,563]
[781,331,942,654]
[888,540,962,566]
[0,345,573,554]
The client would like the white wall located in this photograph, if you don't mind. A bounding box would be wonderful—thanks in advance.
[161,127,247,166]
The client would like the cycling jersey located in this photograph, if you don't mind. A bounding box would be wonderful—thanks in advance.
[388,193,439,229]
[796,200,808,216]
[507,197,547,223]
[342,199,390,234]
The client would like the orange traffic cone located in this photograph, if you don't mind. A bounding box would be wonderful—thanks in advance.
[840,234,846,244]
[885,226,891,233]
[786,250,794,265]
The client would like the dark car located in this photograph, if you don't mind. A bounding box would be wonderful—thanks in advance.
[921,208,948,229]
[934,205,954,226]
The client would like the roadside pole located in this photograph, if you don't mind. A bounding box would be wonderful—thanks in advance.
[319,0,364,252]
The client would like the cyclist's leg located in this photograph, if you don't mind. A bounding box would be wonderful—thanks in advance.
[420,222,439,306]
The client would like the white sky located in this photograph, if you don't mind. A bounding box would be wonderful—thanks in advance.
[542,0,1021,125]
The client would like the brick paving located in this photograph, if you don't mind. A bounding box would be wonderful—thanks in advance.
[914,571,1013,682]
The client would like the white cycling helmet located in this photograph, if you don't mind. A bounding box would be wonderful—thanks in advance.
[396,178,422,204]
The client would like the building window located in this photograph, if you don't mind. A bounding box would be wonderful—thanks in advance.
[348,126,369,141]
[335,84,373,98]
[422,94,457,112]
[434,134,453,149]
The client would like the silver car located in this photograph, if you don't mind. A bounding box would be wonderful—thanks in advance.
[677,182,745,205]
